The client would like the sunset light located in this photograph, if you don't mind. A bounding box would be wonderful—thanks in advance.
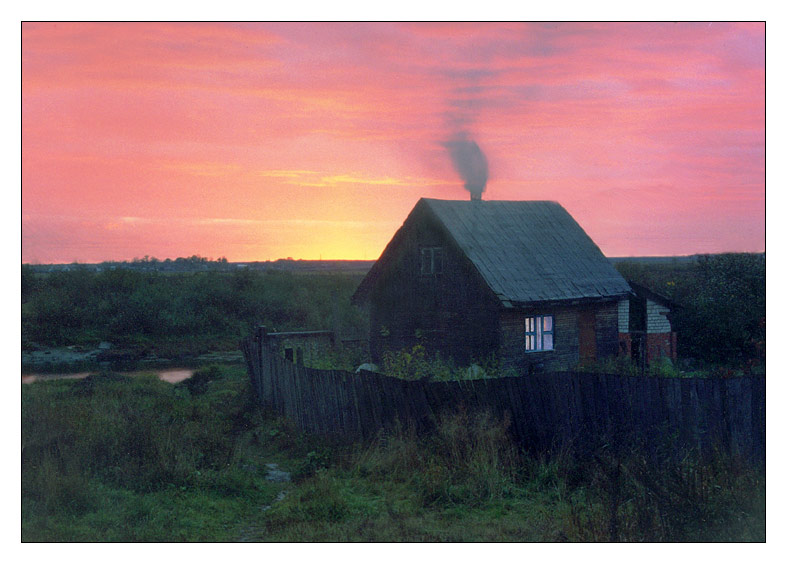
[22,22,765,263]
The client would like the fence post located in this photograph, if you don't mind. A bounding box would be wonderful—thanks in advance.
[331,289,340,347]
[255,325,268,403]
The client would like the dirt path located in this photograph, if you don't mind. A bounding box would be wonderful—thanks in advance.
[237,463,291,542]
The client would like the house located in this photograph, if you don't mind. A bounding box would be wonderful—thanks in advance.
[618,281,677,366]
[352,198,633,372]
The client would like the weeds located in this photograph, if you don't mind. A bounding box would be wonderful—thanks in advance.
[381,345,516,381]
[21,366,281,541]
[258,409,764,542]
[23,367,765,542]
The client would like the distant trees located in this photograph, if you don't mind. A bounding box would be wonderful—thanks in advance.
[672,254,765,366]
[21,268,368,354]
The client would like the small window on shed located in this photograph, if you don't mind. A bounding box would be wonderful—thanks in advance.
[420,247,443,275]
[525,315,554,352]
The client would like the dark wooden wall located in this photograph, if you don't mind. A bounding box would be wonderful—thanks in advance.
[367,205,501,365]
[499,301,621,372]
[595,301,620,359]
[242,329,765,462]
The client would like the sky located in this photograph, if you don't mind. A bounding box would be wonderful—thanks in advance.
[21,22,765,263]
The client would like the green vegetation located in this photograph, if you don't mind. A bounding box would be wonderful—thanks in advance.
[21,255,766,540]
[22,367,764,542]
[258,417,764,542]
[381,344,514,381]
[22,252,764,373]
[22,266,367,358]
[615,253,765,370]
[22,365,307,541]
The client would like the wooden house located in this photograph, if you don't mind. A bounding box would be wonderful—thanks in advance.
[352,198,633,372]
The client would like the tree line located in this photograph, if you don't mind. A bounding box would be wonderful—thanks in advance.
[22,252,764,368]
[22,267,367,356]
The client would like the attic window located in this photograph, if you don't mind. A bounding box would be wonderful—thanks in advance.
[420,247,443,275]
[525,315,554,352]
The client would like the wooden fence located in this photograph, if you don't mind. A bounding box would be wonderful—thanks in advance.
[241,327,765,461]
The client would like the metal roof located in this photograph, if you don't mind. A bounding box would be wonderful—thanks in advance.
[421,198,631,305]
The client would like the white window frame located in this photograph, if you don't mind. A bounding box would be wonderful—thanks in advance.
[525,314,554,352]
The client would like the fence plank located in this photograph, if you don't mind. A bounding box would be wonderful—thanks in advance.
[241,340,764,461]
[679,377,697,451]
[502,376,525,443]
[751,376,765,461]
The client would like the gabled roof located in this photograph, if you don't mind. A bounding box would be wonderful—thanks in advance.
[627,281,677,309]
[354,198,631,306]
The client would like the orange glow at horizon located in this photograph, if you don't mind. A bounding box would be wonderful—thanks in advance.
[22,22,764,263]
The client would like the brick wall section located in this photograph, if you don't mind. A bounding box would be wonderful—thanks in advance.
[646,299,672,333]
[499,300,620,372]
[647,332,677,362]
[618,332,633,357]
[618,299,629,333]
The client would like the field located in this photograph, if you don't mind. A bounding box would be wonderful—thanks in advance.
[20,254,766,541]
[22,366,764,542]
[21,267,369,372]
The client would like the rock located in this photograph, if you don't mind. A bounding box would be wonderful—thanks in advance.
[355,363,380,374]
[264,463,291,483]
[466,364,487,379]
[98,342,112,350]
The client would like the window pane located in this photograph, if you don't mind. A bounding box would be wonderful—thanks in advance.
[543,333,553,350]
[543,315,553,332]
[433,249,443,273]
[525,317,531,332]
[536,320,542,350]
[525,335,533,350]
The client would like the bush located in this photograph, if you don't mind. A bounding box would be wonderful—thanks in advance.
[21,269,369,356]
[616,253,765,367]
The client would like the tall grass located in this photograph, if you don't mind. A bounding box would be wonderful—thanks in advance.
[23,366,764,542]
[21,366,282,541]
[257,408,764,542]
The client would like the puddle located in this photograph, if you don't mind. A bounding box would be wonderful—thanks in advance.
[22,369,195,384]
[156,369,194,384]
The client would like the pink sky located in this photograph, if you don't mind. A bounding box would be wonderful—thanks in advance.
[22,22,764,263]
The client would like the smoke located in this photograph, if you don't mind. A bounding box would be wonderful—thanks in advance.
[443,133,489,200]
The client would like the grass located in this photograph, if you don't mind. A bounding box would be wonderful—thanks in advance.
[22,365,765,542]
[22,366,290,541]
[250,416,764,542]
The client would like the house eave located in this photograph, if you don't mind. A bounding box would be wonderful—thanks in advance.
[505,293,631,309]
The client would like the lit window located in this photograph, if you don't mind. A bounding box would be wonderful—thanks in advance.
[525,315,554,352]
[420,247,443,275]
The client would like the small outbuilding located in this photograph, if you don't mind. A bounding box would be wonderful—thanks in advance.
[352,198,633,372]
[618,281,678,367]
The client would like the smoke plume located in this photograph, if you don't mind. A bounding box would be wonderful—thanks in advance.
[443,133,489,200]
